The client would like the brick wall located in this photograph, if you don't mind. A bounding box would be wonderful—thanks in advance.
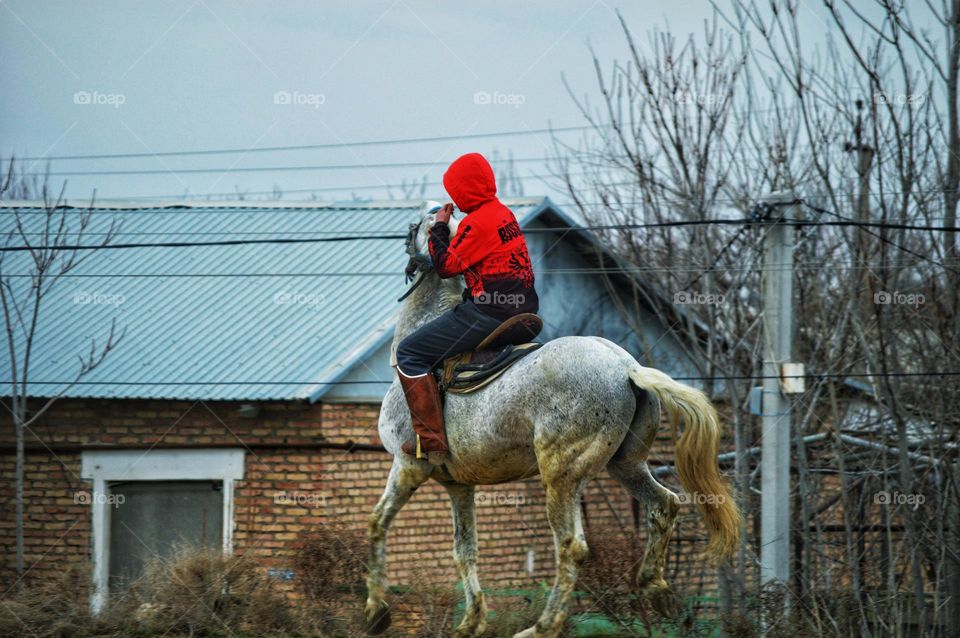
[0,396,719,605]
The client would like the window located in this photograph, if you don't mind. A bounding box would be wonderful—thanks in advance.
[80,449,244,613]
[107,480,224,591]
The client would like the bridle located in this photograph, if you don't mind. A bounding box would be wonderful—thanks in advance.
[397,219,433,302]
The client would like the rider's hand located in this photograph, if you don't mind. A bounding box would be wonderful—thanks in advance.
[434,203,454,225]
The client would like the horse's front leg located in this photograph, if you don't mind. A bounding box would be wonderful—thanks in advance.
[365,456,431,635]
[445,483,487,638]
[514,476,590,638]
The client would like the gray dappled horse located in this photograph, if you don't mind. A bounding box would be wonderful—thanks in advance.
[364,204,741,638]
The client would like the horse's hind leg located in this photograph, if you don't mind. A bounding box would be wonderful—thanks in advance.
[608,460,681,617]
[444,483,487,638]
[607,388,681,617]
[517,432,617,638]
[365,456,431,635]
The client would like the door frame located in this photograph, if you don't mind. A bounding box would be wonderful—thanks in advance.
[80,448,245,614]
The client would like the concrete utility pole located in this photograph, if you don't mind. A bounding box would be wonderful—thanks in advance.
[844,98,875,311]
[758,192,798,586]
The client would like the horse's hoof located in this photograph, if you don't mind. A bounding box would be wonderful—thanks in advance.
[453,614,487,637]
[365,601,392,636]
[644,583,680,618]
[511,627,536,638]
[453,621,487,638]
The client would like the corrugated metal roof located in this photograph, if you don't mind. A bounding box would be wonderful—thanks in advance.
[0,197,549,402]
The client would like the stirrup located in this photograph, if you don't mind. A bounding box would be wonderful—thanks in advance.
[414,434,447,466]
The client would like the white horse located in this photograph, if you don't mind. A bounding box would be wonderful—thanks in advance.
[364,204,741,638]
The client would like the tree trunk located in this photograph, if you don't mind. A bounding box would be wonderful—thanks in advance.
[15,396,24,581]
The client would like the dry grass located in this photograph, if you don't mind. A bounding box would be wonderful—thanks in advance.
[579,526,645,620]
[292,523,367,635]
[482,585,550,638]
[0,546,304,638]
[0,566,93,638]
[111,544,299,636]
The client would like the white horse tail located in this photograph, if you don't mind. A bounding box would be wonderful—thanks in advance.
[628,366,741,561]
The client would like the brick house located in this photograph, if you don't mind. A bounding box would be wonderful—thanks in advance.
[0,197,715,615]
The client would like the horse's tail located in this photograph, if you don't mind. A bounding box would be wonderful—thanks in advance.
[628,366,741,562]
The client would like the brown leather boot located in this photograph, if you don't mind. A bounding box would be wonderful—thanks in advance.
[398,371,448,465]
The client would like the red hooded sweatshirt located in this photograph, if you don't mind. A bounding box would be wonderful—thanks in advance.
[428,153,539,320]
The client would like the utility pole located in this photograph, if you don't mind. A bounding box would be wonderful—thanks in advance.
[844,98,875,308]
[756,192,798,587]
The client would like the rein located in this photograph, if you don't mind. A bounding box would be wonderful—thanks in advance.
[397,219,434,302]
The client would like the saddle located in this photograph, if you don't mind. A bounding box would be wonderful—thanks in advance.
[439,313,544,394]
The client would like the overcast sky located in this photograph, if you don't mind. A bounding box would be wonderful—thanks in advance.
[2,1,837,204]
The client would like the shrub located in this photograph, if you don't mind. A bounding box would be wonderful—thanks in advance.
[292,522,367,634]
[113,543,298,636]
[0,566,92,638]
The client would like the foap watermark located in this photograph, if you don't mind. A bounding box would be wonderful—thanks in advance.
[874,490,924,510]
[874,290,924,307]
[273,90,326,109]
[73,291,126,306]
[74,490,125,508]
[474,291,525,308]
[273,291,326,309]
[674,291,724,306]
[73,90,126,108]
[673,90,725,106]
[872,91,925,105]
[677,491,727,506]
[273,490,326,508]
[473,90,526,108]
[475,491,526,507]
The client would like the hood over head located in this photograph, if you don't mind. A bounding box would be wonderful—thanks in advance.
[442,153,497,213]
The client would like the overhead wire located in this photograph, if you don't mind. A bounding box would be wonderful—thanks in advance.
[0,217,955,253]
[11,125,594,162]
[10,370,960,386]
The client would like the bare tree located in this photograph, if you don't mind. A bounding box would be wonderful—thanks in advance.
[0,159,124,581]
[554,3,959,635]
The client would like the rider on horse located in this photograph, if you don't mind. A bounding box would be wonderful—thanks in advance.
[395,152,539,463]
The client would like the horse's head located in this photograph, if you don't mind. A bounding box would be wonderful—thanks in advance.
[402,200,460,285]
[394,200,467,332]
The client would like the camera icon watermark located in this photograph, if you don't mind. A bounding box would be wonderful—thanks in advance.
[74,490,125,508]
[473,90,526,108]
[874,290,924,307]
[73,90,126,108]
[273,291,326,310]
[473,291,525,308]
[677,491,726,506]
[673,91,723,106]
[273,90,326,109]
[673,291,725,306]
[475,491,526,507]
[874,490,924,510]
[872,91,925,105]
[273,490,326,508]
[73,291,126,306]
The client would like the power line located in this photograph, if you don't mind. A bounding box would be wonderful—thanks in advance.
[0,218,955,253]
[102,171,576,201]
[3,262,952,279]
[683,224,751,289]
[4,105,834,164]
[799,199,946,267]
[9,370,960,386]
[11,125,592,162]
[25,156,555,177]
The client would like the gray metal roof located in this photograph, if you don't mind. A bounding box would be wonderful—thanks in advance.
[0,197,550,402]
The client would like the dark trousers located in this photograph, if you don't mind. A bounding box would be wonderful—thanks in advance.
[396,301,503,376]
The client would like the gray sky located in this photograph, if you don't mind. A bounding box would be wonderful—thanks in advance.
[2,0,833,204]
